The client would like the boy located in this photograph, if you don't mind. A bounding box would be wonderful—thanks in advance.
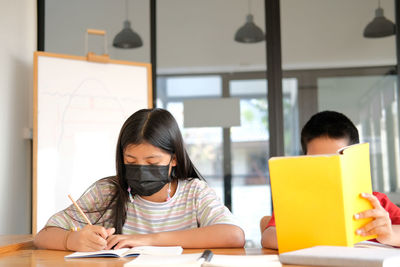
[261,110,400,249]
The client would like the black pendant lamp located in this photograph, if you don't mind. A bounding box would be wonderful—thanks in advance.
[113,0,143,48]
[363,0,395,38]
[234,0,265,43]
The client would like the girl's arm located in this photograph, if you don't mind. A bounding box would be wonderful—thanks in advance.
[106,224,245,249]
[34,227,71,251]
[261,226,278,249]
[34,225,114,251]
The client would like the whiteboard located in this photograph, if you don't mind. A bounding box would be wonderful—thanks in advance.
[33,52,152,233]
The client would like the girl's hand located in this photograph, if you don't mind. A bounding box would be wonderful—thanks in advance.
[354,193,392,243]
[106,234,152,250]
[67,225,115,252]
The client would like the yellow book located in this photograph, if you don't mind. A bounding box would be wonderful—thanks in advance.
[269,143,376,254]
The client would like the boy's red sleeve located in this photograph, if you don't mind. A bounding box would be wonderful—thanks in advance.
[373,192,400,224]
[266,213,276,228]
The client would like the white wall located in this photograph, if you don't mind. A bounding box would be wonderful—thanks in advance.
[0,0,36,234]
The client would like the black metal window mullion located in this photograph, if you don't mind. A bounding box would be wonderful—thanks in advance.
[265,0,284,158]
[221,74,233,211]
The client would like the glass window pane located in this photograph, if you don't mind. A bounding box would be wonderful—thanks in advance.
[317,75,399,194]
[167,101,224,199]
[229,78,299,247]
[166,76,222,97]
[160,77,224,200]
[283,78,300,155]
[231,99,269,142]
[229,79,269,248]
[157,0,267,248]
[282,0,399,204]
[230,80,267,96]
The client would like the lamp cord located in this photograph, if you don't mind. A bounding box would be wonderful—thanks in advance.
[125,0,129,20]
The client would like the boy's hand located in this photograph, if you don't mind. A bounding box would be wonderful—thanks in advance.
[354,193,392,243]
[67,225,115,252]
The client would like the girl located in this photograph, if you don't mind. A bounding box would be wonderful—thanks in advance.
[34,108,245,251]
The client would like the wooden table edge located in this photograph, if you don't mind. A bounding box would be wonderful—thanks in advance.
[0,235,34,254]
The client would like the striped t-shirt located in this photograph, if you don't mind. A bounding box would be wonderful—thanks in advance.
[45,178,240,234]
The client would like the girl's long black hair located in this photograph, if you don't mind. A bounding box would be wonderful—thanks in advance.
[107,108,202,233]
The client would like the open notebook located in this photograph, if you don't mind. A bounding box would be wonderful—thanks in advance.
[65,246,183,258]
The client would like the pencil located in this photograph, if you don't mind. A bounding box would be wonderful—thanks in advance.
[68,194,92,225]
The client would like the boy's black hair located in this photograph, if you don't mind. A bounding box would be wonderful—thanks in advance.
[300,111,360,154]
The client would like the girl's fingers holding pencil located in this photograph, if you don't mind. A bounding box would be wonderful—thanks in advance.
[88,231,107,247]
[106,227,115,237]
[66,230,98,252]
[87,236,107,251]
[90,225,109,239]
[66,225,115,251]
[68,225,109,251]
[81,238,106,252]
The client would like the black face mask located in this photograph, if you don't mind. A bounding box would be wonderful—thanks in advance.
[125,162,172,196]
